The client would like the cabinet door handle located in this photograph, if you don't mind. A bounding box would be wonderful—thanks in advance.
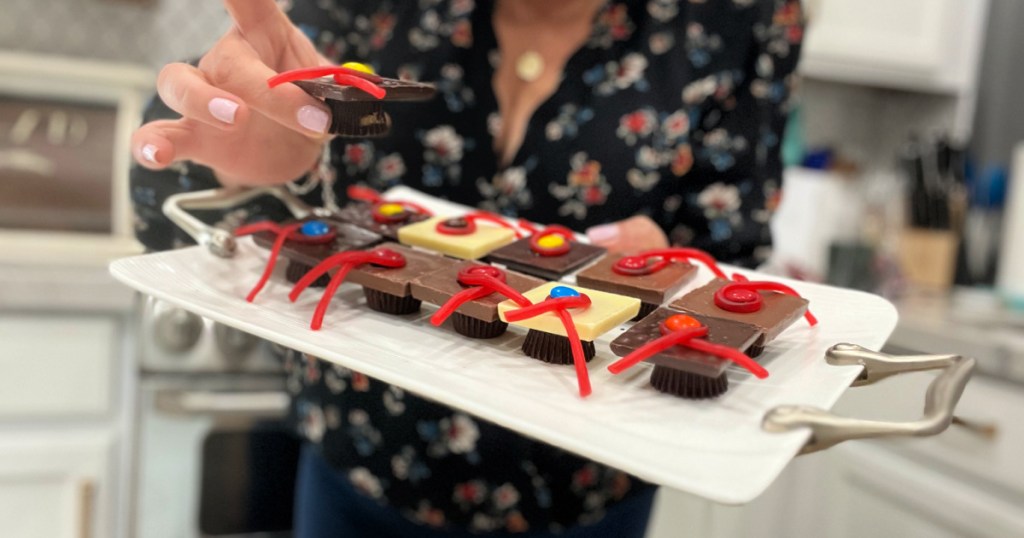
[155,390,290,417]
[163,186,324,258]
[762,344,975,454]
[78,479,95,538]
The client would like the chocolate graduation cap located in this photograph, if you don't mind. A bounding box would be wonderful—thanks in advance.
[269,63,436,137]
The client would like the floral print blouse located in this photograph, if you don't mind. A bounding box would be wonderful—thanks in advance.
[131,0,802,533]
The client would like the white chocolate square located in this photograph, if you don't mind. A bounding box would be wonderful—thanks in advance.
[497,282,641,341]
[397,216,517,260]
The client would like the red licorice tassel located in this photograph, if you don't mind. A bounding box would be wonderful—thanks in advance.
[516,219,540,236]
[332,73,386,99]
[606,327,708,374]
[430,287,493,326]
[639,248,728,279]
[288,249,406,330]
[267,65,383,87]
[683,338,769,378]
[607,326,768,379]
[464,211,526,239]
[459,273,531,307]
[235,222,302,303]
[504,295,594,397]
[347,185,434,217]
[556,309,592,397]
[715,280,818,326]
[431,268,532,326]
[347,185,383,203]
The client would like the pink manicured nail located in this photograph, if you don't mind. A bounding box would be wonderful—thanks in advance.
[587,223,619,244]
[208,97,239,124]
[141,144,159,163]
[297,105,329,133]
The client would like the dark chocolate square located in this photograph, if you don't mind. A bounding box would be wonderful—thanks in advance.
[336,202,430,240]
[575,254,698,305]
[668,278,808,345]
[347,242,456,297]
[251,218,382,267]
[609,307,763,378]
[486,237,606,280]
[410,261,544,322]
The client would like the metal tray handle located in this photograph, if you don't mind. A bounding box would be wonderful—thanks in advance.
[763,344,975,454]
[163,186,328,257]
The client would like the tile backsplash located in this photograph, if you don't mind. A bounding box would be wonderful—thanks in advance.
[0,0,231,68]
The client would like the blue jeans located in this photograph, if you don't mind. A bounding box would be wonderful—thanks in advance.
[294,444,656,538]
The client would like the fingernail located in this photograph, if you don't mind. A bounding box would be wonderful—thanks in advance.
[586,223,619,244]
[297,105,329,133]
[141,144,159,163]
[208,97,239,124]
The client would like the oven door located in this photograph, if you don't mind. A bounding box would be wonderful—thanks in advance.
[135,376,298,538]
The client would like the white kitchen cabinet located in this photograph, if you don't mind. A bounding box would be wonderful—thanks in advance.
[0,315,120,418]
[646,372,1024,538]
[801,0,988,95]
[0,434,114,538]
[0,264,136,538]
[815,444,1024,538]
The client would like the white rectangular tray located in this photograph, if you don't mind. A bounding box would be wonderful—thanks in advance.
[110,188,897,504]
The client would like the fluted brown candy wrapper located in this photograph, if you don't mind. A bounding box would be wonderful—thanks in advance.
[328,101,392,138]
[287,261,330,288]
[363,288,421,315]
[650,365,729,399]
[451,313,509,339]
[631,302,659,322]
[521,330,596,365]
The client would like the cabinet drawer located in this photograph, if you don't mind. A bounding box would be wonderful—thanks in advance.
[0,315,119,417]
[833,372,1024,497]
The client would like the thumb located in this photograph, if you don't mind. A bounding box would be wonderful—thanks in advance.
[131,118,205,169]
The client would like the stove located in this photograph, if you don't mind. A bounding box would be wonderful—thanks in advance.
[133,295,298,538]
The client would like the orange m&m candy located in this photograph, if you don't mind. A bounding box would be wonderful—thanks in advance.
[664,314,702,332]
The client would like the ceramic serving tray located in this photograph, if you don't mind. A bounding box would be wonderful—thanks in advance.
[110,187,897,504]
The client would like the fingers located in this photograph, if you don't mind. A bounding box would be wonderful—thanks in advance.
[223,0,288,38]
[131,119,203,170]
[157,63,249,130]
[586,216,670,253]
[201,34,333,137]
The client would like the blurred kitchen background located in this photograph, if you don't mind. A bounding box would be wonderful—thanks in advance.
[1,0,1023,537]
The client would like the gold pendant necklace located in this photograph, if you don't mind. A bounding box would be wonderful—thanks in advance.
[515,50,544,82]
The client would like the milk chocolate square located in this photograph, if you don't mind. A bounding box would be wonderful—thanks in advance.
[669,278,808,352]
[336,202,430,240]
[486,238,606,280]
[251,219,382,266]
[347,243,456,297]
[410,262,544,322]
[609,307,762,378]
[575,254,698,305]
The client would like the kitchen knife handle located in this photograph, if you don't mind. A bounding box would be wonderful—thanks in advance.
[762,344,975,454]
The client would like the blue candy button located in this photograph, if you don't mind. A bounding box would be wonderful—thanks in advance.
[300,220,331,237]
[549,285,580,299]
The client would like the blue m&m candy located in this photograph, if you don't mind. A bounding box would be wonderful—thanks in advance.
[300,220,331,237]
[549,286,580,299]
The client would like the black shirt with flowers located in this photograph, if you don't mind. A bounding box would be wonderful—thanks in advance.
[131,0,802,533]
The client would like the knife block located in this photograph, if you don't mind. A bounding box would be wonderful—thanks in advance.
[899,228,959,289]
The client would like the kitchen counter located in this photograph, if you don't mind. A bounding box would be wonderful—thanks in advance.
[0,246,139,314]
[887,288,1024,383]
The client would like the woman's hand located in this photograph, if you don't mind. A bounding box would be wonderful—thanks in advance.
[131,0,332,186]
[586,215,669,253]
